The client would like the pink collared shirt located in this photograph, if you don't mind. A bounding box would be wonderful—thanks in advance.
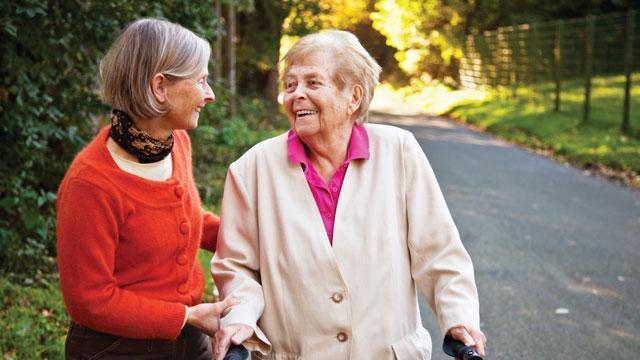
[287,125,370,245]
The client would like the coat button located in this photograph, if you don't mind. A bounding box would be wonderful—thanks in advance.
[331,293,343,303]
[176,254,188,265]
[175,185,184,198]
[336,332,348,342]
[179,222,189,235]
[177,283,189,294]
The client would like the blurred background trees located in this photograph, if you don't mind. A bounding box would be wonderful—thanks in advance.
[371,0,637,85]
[1,0,637,277]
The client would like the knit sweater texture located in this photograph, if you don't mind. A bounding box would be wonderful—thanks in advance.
[56,126,219,339]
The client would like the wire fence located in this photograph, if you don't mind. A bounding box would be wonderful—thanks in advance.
[460,10,639,133]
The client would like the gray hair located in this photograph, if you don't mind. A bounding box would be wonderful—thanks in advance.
[99,18,211,119]
[281,30,381,124]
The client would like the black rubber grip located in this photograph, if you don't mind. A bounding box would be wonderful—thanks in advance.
[222,344,249,360]
[442,334,483,360]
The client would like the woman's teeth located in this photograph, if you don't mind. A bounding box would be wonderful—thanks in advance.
[296,110,318,117]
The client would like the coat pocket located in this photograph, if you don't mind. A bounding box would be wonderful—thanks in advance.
[391,327,432,360]
[253,351,302,360]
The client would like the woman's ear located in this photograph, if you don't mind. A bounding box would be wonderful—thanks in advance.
[151,73,168,104]
[348,84,363,116]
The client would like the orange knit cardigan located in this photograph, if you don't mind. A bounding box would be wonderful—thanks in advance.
[56,126,219,339]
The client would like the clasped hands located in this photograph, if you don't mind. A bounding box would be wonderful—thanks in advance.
[185,297,239,337]
[185,297,253,360]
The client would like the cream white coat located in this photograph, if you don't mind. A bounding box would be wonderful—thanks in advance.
[212,124,480,360]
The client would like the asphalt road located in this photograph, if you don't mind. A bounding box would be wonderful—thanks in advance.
[370,111,640,359]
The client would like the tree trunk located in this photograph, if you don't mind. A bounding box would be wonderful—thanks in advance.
[228,0,237,118]
[213,0,222,85]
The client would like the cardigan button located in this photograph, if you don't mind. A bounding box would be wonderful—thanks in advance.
[177,283,189,294]
[175,185,184,198]
[176,254,188,265]
[179,222,189,235]
[331,293,343,303]
[336,332,348,342]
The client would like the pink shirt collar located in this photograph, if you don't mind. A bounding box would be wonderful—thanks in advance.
[287,124,370,166]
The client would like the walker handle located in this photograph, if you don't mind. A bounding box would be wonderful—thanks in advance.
[442,334,483,360]
[222,344,249,360]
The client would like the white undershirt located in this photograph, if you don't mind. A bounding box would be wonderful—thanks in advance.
[108,148,173,181]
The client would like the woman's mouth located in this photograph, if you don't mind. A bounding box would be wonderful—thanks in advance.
[296,110,318,119]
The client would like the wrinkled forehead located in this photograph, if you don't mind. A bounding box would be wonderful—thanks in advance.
[284,50,338,79]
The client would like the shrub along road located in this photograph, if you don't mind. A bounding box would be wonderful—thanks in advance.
[370,111,640,359]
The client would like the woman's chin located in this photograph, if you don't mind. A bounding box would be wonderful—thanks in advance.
[187,114,200,129]
[294,120,319,137]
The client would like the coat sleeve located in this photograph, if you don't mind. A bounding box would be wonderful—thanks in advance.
[211,165,271,354]
[56,179,186,339]
[402,131,481,336]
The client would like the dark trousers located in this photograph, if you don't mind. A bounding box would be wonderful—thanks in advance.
[65,321,211,360]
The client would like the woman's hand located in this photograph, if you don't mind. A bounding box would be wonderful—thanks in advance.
[214,323,254,360]
[448,324,487,357]
[186,297,239,337]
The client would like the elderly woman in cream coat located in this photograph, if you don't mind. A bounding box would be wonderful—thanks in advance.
[212,30,486,360]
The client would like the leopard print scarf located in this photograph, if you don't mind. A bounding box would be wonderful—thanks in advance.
[108,109,173,163]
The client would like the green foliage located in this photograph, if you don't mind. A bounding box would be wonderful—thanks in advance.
[0,1,234,276]
[372,0,465,83]
[233,0,290,104]
[0,277,69,359]
[279,0,404,86]
[191,86,286,208]
[370,0,638,84]
[2,0,113,275]
[198,250,216,302]
[445,74,640,178]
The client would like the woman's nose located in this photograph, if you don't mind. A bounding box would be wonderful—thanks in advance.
[204,82,215,103]
[292,86,307,99]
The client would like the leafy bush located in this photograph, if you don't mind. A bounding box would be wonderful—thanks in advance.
[0,1,237,276]
[191,86,286,208]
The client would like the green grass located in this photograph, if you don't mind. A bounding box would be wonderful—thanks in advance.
[198,249,217,302]
[441,73,640,180]
[0,250,216,359]
[0,277,68,359]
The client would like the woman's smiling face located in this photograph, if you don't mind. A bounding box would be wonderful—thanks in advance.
[283,51,353,141]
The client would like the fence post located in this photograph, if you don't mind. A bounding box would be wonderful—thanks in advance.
[489,31,498,92]
[582,16,594,124]
[496,27,503,98]
[622,10,635,132]
[529,23,539,104]
[480,33,491,89]
[511,27,520,99]
[554,20,563,112]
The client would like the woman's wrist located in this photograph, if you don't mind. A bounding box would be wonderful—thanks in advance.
[182,305,190,328]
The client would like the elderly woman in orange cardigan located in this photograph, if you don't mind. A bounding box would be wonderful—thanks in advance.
[56,18,236,359]
[213,30,486,359]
